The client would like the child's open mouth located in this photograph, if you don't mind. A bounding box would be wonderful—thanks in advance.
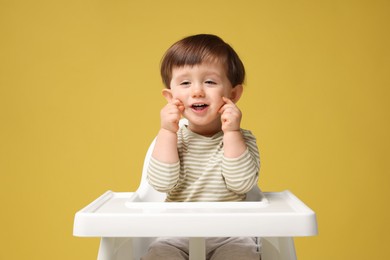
[191,104,209,111]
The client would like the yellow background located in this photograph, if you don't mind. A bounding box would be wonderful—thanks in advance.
[1,0,389,259]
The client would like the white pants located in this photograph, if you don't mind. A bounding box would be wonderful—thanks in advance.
[141,237,261,260]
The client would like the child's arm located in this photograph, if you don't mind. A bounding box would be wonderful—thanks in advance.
[219,97,247,158]
[147,99,183,192]
[219,97,260,194]
[152,98,184,163]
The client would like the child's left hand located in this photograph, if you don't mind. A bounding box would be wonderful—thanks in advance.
[219,97,242,133]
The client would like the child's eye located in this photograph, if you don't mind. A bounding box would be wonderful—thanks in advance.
[180,81,191,86]
[205,80,216,85]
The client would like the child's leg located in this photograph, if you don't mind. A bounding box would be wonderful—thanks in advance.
[206,237,261,260]
[141,237,189,260]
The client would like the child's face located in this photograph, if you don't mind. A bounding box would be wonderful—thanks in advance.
[163,61,241,135]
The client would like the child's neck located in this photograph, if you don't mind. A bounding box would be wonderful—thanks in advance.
[188,120,222,137]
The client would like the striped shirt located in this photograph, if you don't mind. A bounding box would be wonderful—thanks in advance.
[147,126,260,202]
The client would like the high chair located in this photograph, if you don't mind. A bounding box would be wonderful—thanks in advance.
[73,120,318,260]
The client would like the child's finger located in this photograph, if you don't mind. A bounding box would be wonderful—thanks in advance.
[177,99,185,112]
[219,97,235,114]
[218,103,226,114]
[173,99,185,113]
[222,96,234,104]
[172,98,180,105]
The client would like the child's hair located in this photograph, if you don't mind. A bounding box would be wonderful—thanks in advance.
[160,34,245,89]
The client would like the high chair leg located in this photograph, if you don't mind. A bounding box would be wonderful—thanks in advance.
[189,237,206,260]
[97,237,134,260]
[278,237,296,260]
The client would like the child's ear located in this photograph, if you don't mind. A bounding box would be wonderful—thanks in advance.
[162,89,173,102]
[230,85,243,103]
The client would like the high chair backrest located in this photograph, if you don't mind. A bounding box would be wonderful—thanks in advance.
[135,119,265,202]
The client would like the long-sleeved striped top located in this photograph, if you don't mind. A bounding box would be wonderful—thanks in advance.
[147,126,260,202]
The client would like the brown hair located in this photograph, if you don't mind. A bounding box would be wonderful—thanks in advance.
[160,34,245,88]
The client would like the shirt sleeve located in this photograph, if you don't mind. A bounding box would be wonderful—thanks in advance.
[222,130,260,194]
[147,156,180,192]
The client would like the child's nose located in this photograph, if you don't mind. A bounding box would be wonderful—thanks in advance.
[191,84,205,98]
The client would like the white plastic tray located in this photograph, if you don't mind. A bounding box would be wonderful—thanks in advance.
[73,190,317,238]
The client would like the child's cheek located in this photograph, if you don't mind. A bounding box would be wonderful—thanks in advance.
[216,97,225,109]
[172,92,186,105]
[170,90,179,100]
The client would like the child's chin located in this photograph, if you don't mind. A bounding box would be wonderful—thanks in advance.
[189,116,220,126]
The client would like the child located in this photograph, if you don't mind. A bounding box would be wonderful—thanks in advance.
[142,34,261,260]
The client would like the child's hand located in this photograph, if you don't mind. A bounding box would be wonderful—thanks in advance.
[160,98,184,133]
[219,97,242,133]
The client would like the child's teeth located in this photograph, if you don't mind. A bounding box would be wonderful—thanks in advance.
[192,104,207,110]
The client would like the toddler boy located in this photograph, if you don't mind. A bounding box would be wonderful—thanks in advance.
[143,34,261,260]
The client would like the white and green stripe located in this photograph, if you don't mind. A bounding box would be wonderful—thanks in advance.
[147,126,260,202]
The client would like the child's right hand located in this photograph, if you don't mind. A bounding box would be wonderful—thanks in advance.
[160,98,184,133]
